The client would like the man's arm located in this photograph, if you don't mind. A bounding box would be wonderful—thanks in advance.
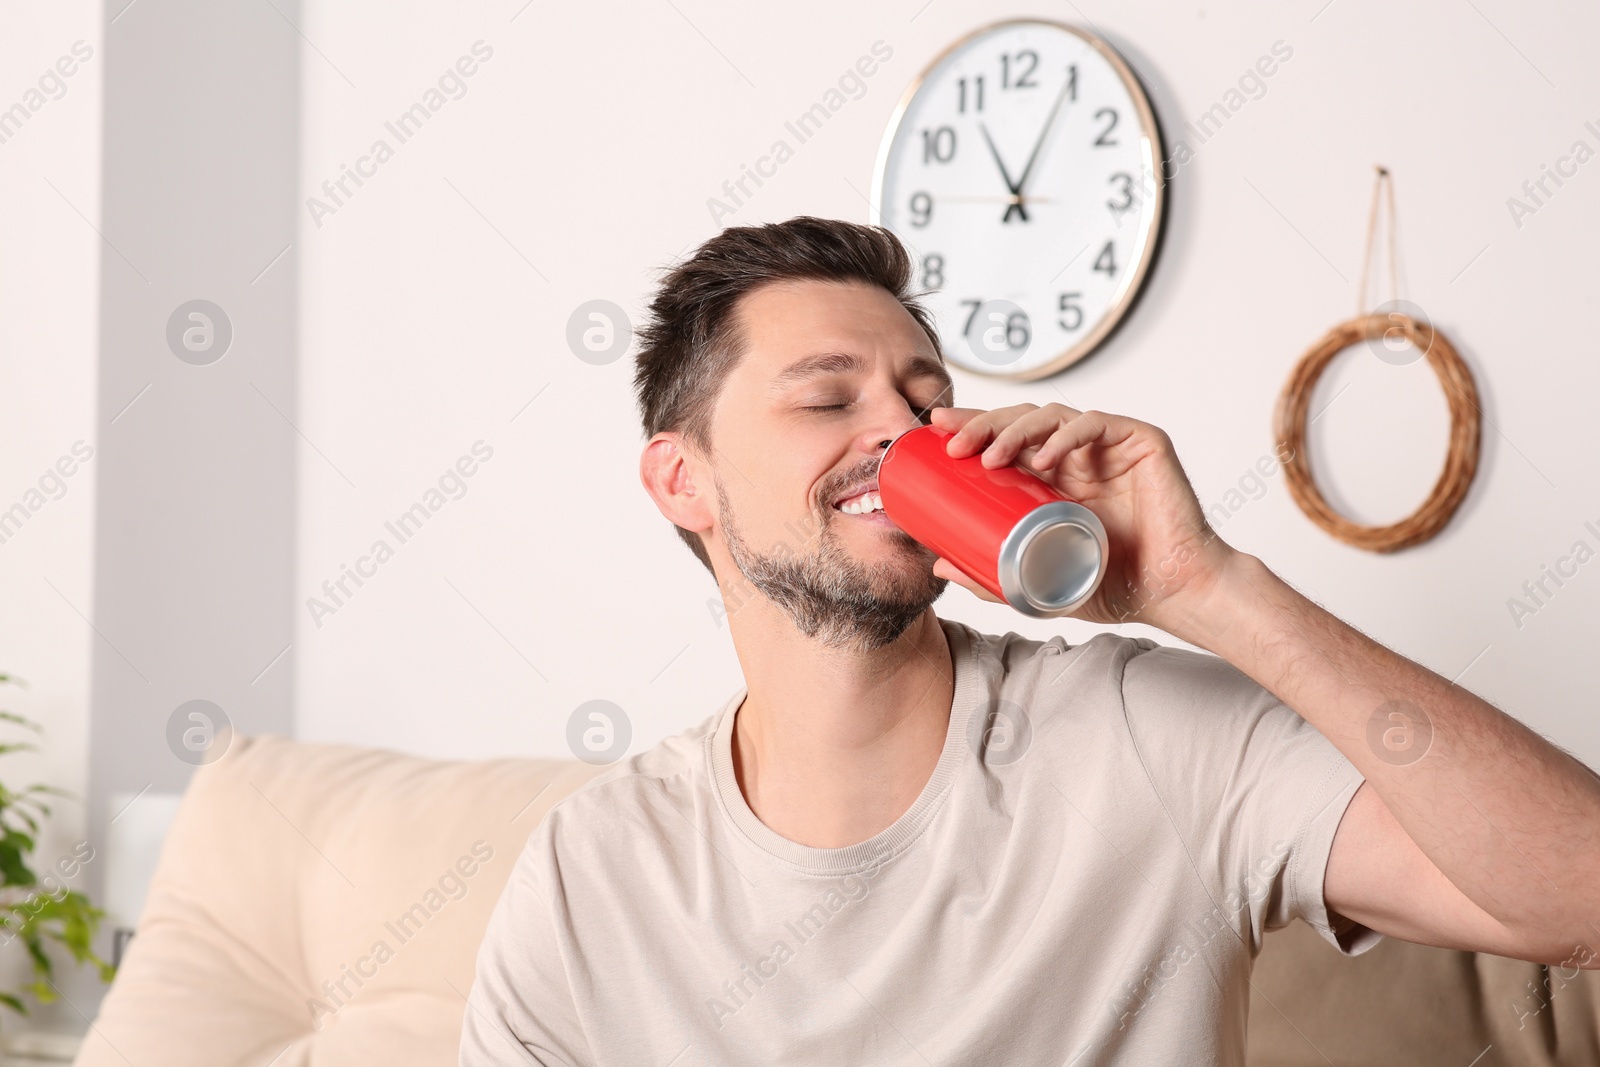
[925,401,1600,969]
[1161,549,1600,969]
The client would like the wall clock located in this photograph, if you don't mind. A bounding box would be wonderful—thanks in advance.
[871,19,1167,380]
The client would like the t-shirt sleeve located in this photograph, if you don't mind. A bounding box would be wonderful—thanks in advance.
[460,815,594,1067]
[1118,639,1382,958]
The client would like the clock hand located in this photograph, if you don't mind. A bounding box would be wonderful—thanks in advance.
[978,121,1030,223]
[1009,72,1076,214]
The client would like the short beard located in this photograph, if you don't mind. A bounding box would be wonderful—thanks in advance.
[715,473,947,653]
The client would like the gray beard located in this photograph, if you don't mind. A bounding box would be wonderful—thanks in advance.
[716,474,947,652]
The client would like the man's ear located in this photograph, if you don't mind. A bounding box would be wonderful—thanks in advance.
[640,431,714,534]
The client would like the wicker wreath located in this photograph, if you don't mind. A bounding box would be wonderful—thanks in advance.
[1272,312,1481,553]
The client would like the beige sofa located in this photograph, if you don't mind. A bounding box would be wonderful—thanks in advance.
[73,735,1599,1066]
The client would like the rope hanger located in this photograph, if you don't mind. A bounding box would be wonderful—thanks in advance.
[1272,166,1482,553]
[1356,166,1400,318]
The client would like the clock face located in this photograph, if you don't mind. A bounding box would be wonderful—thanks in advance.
[872,20,1166,380]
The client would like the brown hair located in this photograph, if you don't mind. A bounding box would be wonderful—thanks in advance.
[632,216,942,576]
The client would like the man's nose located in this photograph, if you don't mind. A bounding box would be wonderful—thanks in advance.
[860,421,921,458]
[858,396,929,457]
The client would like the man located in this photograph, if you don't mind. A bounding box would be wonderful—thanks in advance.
[462,217,1600,1065]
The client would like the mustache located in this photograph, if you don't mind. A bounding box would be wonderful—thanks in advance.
[818,460,884,509]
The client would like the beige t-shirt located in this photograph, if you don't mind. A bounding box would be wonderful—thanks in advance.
[462,617,1379,1066]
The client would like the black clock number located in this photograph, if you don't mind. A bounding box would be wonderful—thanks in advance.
[1058,292,1084,332]
[921,126,957,164]
[1063,64,1078,101]
[1107,172,1134,215]
[999,50,1039,89]
[908,191,933,228]
[956,75,985,113]
[922,254,945,290]
[1093,108,1119,147]
[1093,241,1117,277]
[997,310,1030,350]
[961,299,983,336]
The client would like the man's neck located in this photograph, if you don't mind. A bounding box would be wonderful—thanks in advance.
[726,607,955,849]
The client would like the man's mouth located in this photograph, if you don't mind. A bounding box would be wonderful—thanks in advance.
[832,484,885,517]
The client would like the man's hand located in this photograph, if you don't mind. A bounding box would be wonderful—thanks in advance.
[924,403,1235,628]
[929,405,1600,968]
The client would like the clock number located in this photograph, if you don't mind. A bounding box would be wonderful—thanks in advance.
[1064,64,1077,101]
[961,299,983,336]
[922,254,946,290]
[908,191,933,228]
[1058,292,1084,332]
[1107,172,1134,215]
[1093,241,1117,277]
[995,310,1030,350]
[921,126,957,164]
[956,75,985,113]
[1000,50,1039,89]
[1093,108,1119,147]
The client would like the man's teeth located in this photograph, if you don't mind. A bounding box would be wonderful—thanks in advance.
[838,492,884,515]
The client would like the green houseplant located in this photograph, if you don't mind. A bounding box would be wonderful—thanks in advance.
[0,672,115,1022]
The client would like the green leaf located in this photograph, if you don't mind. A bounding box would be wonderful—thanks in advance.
[0,669,116,1015]
[0,831,38,889]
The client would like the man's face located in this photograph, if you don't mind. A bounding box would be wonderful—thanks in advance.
[701,279,955,651]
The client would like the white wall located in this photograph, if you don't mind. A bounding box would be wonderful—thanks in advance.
[294,0,1600,769]
[0,0,103,1022]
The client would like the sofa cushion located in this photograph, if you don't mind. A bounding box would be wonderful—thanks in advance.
[1248,904,1600,1066]
[72,734,605,1067]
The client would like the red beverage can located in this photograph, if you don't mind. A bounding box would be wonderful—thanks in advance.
[878,424,1108,618]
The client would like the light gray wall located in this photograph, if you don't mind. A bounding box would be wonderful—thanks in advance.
[88,0,299,914]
